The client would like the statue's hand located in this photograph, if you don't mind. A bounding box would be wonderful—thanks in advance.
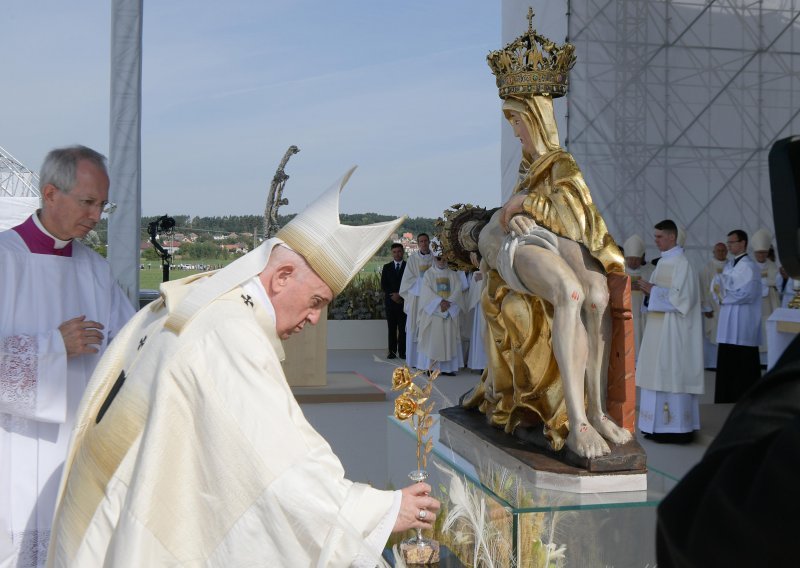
[500,193,526,232]
[469,251,480,269]
[508,215,538,237]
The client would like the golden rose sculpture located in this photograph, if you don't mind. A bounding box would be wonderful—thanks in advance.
[392,366,438,471]
[392,365,440,563]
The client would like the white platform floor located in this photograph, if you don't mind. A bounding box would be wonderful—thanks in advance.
[299,349,730,490]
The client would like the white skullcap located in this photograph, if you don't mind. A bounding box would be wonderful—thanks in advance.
[430,236,444,257]
[277,167,405,295]
[751,228,772,252]
[622,235,645,257]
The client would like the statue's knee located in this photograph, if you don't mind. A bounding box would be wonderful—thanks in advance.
[556,283,584,307]
[585,286,610,312]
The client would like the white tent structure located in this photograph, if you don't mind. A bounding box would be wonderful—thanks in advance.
[502,0,800,266]
[0,145,39,232]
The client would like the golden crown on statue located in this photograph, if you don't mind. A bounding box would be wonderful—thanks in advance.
[487,7,577,99]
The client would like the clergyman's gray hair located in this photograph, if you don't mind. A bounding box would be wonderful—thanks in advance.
[39,145,108,193]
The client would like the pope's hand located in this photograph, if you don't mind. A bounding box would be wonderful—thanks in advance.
[59,315,105,358]
[392,482,441,533]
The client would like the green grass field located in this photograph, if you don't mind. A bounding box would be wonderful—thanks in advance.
[139,256,391,290]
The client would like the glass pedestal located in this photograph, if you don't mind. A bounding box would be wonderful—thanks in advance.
[388,415,677,567]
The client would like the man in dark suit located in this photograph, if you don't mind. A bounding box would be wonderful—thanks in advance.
[381,242,406,359]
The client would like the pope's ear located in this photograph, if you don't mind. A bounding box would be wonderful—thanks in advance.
[269,264,296,293]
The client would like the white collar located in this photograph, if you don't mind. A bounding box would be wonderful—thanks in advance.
[34,210,72,249]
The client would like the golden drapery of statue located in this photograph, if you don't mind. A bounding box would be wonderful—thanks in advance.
[444,8,633,459]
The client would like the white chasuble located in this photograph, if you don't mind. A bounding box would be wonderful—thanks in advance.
[0,221,133,568]
[636,247,704,395]
[47,240,397,568]
[416,266,464,372]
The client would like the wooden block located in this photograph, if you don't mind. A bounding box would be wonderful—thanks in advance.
[606,273,637,432]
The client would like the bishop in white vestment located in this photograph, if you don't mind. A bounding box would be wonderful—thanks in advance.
[47,169,438,568]
[699,243,728,368]
[622,235,653,359]
[636,221,704,441]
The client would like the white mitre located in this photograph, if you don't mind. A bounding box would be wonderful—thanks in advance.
[677,224,687,247]
[165,167,404,333]
[277,167,405,295]
[751,228,772,253]
[623,235,645,257]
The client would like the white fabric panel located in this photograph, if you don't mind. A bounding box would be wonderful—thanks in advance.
[108,0,143,306]
[0,198,38,232]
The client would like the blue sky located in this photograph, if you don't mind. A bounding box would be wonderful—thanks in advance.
[3,1,502,219]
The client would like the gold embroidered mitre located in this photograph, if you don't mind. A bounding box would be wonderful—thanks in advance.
[487,7,576,99]
[276,166,405,295]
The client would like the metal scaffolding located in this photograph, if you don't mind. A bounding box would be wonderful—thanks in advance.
[0,145,39,198]
[566,0,800,264]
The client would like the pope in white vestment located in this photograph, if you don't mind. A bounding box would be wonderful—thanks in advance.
[636,243,704,437]
[1,215,133,567]
[47,170,437,568]
[399,237,433,369]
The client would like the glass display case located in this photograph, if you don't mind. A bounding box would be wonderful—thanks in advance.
[388,415,678,567]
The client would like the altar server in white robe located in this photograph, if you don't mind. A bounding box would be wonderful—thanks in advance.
[699,242,728,368]
[416,238,465,375]
[622,235,653,358]
[637,220,704,443]
[712,229,762,403]
[47,169,439,568]
[0,146,134,568]
[399,234,432,369]
[751,228,780,363]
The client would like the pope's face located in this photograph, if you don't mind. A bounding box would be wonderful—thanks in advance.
[713,243,728,261]
[755,250,768,263]
[272,268,333,340]
[42,159,110,240]
[509,111,536,157]
[418,235,430,255]
[654,229,676,252]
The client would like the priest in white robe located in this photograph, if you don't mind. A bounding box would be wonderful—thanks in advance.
[699,242,728,368]
[46,168,439,568]
[622,235,653,359]
[1,146,134,568]
[712,229,762,403]
[399,234,433,369]
[416,239,465,375]
[637,220,704,443]
[465,270,487,371]
[751,229,780,364]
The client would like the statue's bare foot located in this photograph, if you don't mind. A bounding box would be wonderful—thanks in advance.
[566,422,611,459]
[589,413,633,445]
